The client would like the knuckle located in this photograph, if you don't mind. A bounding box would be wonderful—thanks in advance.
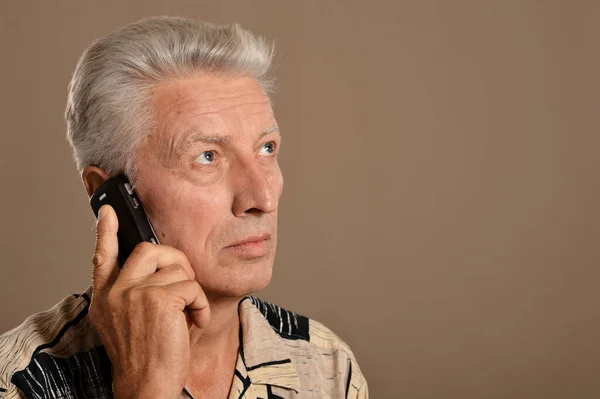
[132,241,154,256]
[172,264,190,280]
[122,287,138,303]
[142,286,165,306]
[174,255,193,275]
[177,251,192,267]
[172,247,186,258]
[92,251,107,268]
[164,245,188,263]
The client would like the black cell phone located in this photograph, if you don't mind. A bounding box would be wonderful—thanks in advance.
[90,174,160,268]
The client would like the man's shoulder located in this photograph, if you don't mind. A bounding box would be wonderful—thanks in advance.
[245,296,362,366]
[0,288,107,398]
[245,296,369,397]
[246,295,353,352]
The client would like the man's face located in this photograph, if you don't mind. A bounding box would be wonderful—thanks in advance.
[133,74,283,298]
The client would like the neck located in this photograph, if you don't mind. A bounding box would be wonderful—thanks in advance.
[188,292,243,368]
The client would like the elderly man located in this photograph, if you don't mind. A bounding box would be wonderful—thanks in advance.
[0,16,367,399]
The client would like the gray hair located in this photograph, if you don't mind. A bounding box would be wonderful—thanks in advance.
[65,16,276,180]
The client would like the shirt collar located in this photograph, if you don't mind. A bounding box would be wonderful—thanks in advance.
[237,296,301,393]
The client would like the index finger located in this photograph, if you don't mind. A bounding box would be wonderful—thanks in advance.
[118,242,195,282]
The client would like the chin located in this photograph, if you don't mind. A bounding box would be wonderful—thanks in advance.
[198,255,275,299]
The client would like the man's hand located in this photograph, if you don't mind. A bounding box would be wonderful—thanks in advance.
[89,204,211,399]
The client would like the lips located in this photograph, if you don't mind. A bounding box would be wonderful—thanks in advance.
[226,233,271,248]
[225,233,271,258]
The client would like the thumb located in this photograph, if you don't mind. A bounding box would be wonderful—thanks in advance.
[92,204,119,293]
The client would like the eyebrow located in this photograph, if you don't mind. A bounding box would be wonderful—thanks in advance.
[184,124,280,147]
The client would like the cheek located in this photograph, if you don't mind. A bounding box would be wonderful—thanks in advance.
[144,185,230,245]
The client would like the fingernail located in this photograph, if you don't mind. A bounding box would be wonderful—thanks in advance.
[98,205,109,220]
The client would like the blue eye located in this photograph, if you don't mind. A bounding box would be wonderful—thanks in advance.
[195,151,215,164]
[260,142,276,155]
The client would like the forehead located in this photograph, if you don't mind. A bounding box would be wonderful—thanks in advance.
[150,73,273,127]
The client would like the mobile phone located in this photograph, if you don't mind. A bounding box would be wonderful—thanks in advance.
[90,174,160,268]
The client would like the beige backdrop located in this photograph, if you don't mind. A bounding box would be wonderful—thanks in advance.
[1,1,599,398]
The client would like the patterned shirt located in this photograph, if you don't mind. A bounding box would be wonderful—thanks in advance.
[0,287,368,398]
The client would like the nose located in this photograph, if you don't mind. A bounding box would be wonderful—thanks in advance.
[230,161,280,217]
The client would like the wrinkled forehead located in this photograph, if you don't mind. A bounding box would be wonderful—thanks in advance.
[150,73,273,124]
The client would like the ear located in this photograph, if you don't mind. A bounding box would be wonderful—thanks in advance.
[82,166,112,197]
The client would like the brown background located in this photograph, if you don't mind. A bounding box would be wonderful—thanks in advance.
[1,1,599,397]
